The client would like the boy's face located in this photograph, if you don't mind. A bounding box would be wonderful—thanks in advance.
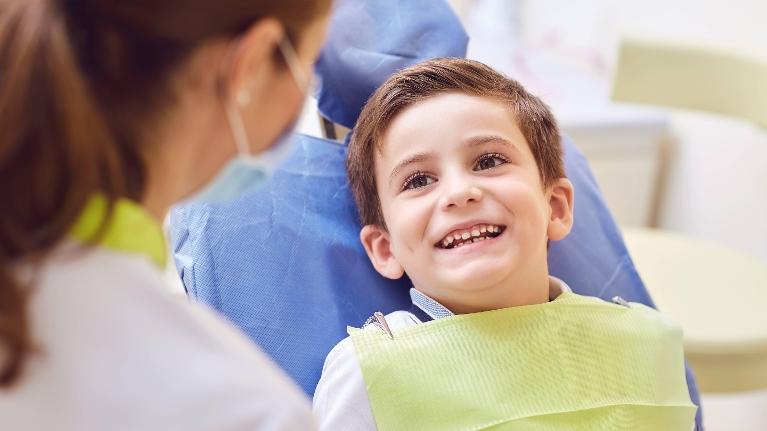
[360,92,573,313]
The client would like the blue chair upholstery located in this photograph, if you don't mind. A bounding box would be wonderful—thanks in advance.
[315,0,468,128]
[169,0,702,428]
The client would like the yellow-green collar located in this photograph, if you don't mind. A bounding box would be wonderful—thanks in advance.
[70,195,167,268]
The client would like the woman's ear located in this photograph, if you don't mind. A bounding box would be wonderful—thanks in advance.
[223,17,284,104]
[360,225,405,280]
[547,178,575,241]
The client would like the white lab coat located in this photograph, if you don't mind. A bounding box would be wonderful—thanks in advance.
[0,243,315,431]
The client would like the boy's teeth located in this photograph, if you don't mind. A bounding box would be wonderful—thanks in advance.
[438,224,504,248]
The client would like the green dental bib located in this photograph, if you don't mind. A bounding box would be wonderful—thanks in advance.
[349,292,696,430]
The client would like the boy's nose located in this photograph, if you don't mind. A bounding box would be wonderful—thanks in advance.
[439,179,483,210]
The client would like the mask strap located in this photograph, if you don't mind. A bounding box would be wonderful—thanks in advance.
[278,36,311,92]
[225,102,252,158]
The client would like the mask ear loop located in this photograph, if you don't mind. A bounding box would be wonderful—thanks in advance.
[225,101,252,159]
[215,35,253,161]
[278,36,312,93]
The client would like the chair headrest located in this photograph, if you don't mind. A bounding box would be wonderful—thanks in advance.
[314,0,469,129]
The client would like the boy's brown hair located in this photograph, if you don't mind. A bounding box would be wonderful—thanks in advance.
[347,57,564,228]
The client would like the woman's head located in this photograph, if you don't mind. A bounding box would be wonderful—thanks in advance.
[60,0,331,206]
[0,0,331,386]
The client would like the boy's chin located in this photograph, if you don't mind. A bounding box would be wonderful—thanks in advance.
[442,253,515,278]
[436,266,512,293]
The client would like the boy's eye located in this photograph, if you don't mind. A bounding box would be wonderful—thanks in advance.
[402,172,436,191]
[473,153,508,171]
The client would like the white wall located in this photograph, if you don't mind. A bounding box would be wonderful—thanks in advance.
[604,0,767,60]
[661,113,767,260]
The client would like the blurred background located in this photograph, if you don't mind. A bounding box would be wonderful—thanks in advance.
[294,1,767,429]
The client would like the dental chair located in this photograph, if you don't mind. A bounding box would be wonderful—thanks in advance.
[169,2,702,428]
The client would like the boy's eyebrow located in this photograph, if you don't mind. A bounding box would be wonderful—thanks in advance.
[388,152,434,187]
[465,135,521,153]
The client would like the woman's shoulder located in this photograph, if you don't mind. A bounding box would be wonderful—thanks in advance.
[25,245,314,430]
[33,244,221,349]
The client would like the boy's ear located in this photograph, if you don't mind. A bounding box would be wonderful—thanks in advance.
[547,178,575,241]
[360,225,405,280]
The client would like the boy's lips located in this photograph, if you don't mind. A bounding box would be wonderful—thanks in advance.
[435,222,507,249]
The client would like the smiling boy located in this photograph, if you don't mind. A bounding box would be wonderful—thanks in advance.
[312,58,696,431]
[349,61,573,316]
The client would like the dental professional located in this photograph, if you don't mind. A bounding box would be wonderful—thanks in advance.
[0,0,330,429]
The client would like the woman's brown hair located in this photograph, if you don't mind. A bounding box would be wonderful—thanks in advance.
[0,0,330,387]
[347,58,564,229]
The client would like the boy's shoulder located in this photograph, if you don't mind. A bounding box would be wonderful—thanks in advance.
[370,309,423,331]
[322,310,420,369]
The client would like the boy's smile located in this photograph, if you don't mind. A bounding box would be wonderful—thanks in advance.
[435,222,505,249]
[361,92,573,314]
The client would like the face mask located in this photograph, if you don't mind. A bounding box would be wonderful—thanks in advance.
[187,36,311,204]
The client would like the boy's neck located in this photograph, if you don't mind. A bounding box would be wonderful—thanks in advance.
[414,271,552,315]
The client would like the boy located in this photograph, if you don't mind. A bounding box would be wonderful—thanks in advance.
[313,58,696,430]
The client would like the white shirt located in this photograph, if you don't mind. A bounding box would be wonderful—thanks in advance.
[0,244,315,431]
[312,277,571,431]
